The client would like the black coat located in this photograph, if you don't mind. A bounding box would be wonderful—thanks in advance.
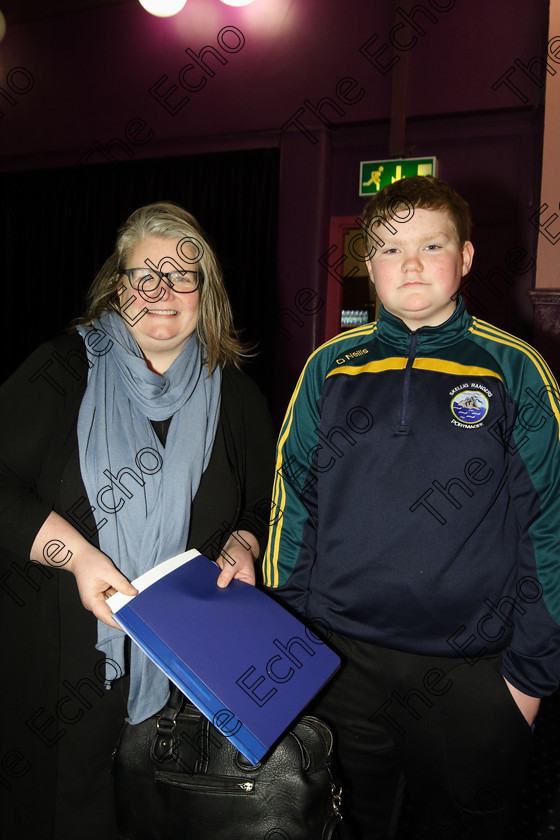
[0,332,275,839]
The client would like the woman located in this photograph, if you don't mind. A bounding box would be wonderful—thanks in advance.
[0,202,275,839]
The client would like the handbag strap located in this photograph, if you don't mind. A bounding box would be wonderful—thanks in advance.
[150,683,189,763]
[165,682,188,714]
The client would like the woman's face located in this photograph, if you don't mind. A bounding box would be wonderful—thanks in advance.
[118,236,201,373]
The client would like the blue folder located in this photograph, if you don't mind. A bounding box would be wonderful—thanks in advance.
[109,551,340,764]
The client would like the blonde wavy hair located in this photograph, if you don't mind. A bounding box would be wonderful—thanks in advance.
[74,201,251,371]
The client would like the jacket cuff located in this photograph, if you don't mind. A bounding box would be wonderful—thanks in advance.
[501,644,560,697]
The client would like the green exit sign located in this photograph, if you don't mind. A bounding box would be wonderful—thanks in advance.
[359,157,437,196]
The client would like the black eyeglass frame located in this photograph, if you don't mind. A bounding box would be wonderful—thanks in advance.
[119,267,202,295]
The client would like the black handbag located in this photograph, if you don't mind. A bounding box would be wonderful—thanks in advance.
[112,687,346,840]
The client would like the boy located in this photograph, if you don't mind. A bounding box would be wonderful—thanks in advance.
[263,177,560,839]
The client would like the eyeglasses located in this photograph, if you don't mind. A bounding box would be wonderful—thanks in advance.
[120,268,200,294]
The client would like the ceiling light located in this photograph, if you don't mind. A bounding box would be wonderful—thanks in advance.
[138,0,188,17]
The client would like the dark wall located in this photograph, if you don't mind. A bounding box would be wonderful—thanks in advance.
[329,110,543,342]
[0,0,552,418]
[0,149,279,395]
[0,0,549,168]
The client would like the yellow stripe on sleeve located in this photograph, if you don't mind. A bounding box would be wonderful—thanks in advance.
[470,319,560,441]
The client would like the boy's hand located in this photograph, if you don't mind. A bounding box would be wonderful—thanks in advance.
[504,678,541,726]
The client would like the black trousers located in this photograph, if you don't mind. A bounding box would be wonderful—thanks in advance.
[310,632,533,840]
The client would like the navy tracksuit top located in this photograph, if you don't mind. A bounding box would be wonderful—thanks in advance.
[264,298,560,697]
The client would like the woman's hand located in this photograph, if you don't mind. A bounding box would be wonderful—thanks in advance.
[30,510,137,628]
[216,529,259,588]
[504,677,541,726]
[65,547,137,629]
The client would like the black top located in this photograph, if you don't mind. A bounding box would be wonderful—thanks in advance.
[0,332,275,840]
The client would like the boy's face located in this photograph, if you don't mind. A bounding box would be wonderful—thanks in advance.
[365,207,474,331]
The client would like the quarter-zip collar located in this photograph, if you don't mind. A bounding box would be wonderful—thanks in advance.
[373,296,473,435]
[375,296,473,354]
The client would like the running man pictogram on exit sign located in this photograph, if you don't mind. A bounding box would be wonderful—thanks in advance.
[359,157,437,196]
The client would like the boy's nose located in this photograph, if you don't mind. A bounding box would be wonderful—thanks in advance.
[403,254,422,270]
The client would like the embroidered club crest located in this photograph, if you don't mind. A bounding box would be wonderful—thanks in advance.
[450,389,489,424]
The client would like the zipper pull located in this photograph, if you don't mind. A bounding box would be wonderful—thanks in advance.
[238,782,254,792]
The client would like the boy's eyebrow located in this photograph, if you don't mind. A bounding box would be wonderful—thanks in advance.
[376,230,453,243]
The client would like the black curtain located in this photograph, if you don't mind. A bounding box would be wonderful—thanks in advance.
[0,147,279,402]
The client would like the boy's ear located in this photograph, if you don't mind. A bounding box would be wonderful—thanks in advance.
[365,257,375,283]
[461,241,474,276]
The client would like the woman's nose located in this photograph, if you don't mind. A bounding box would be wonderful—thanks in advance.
[138,276,173,303]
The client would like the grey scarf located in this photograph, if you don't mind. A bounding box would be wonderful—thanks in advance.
[76,311,221,723]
